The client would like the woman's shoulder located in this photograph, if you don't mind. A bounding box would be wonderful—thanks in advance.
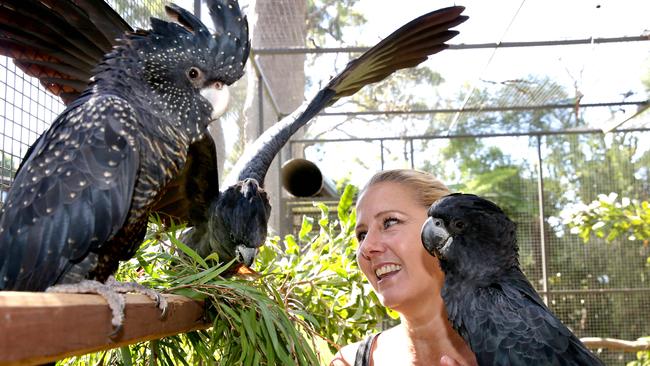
[329,328,397,366]
[329,340,362,366]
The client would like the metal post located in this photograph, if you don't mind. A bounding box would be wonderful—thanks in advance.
[380,140,385,170]
[278,146,287,237]
[193,0,200,18]
[257,72,264,137]
[409,139,415,169]
[536,135,549,303]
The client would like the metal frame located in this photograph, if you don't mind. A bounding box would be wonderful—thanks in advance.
[285,126,650,308]
[253,35,650,55]
[250,33,650,244]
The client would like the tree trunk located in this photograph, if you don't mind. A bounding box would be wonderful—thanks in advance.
[243,0,307,233]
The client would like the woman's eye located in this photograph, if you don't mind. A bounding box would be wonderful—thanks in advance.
[383,217,399,229]
[356,231,367,242]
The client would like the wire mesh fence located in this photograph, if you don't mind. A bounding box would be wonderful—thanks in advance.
[0,56,65,202]
[291,128,650,364]
[0,0,169,204]
[1,0,649,364]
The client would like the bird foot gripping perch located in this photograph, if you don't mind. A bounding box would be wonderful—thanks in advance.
[46,276,168,336]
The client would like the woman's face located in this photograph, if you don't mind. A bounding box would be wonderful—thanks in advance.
[355,181,443,311]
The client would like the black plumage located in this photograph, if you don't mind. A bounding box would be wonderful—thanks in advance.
[0,0,250,291]
[0,0,469,291]
[183,5,470,267]
[0,0,131,103]
[421,193,605,366]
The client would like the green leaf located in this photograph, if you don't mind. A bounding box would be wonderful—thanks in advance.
[299,216,314,241]
[260,306,281,356]
[168,232,209,269]
[119,346,133,366]
[337,185,357,224]
[174,259,236,285]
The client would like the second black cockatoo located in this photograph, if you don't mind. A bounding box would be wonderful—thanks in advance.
[421,194,604,365]
[0,0,249,293]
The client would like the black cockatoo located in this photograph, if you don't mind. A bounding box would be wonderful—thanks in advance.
[0,0,249,299]
[185,4,471,270]
[421,194,604,365]
[0,0,468,328]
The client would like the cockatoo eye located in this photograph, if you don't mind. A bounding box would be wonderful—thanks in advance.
[452,219,466,231]
[187,67,201,79]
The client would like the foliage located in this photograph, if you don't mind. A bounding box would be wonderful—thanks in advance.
[564,193,650,245]
[306,0,366,45]
[1,151,16,179]
[59,185,384,365]
[59,221,320,365]
[627,337,650,366]
[256,184,391,352]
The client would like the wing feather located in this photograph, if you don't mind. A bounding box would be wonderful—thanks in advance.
[0,95,139,291]
[326,6,468,104]
[0,0,131,104]
[461,279,604,366]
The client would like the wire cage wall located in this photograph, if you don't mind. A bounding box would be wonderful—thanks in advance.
[288,126,650,364]
[0,0,170,204]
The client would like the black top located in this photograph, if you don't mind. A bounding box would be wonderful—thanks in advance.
[354,333,381,366]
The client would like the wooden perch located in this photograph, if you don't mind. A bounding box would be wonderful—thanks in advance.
[0,291,211,366]
[581,337,650,352]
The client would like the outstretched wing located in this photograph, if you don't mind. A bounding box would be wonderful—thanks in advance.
[226,5,468,186]
[0,0,131,104]
[0,95,140,291]
[325,6,467,105]
[462,277,604,366]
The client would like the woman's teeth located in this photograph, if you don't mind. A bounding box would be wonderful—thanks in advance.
[376,264,402,278]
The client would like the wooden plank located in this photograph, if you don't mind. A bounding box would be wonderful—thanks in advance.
[581,337,650,352]
[0,292,211,366]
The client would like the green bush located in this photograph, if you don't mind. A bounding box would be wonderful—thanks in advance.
[626,337,650,366]
[565,194,650,365]
[60,185,386,365]
[565,193,650,245]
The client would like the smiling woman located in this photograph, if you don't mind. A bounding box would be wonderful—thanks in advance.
[330,169,478,366]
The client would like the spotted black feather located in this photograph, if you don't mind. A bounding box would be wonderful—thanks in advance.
[422,194,605,365]
[0,0,249,291]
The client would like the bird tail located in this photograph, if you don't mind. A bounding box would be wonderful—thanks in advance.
[223,6,468,187]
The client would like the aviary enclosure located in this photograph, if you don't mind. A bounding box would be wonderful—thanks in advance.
[1,0,649,365]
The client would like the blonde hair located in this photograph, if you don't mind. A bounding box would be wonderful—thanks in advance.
[360,169,450,208]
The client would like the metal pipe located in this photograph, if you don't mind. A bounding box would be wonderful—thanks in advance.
[317,100,648,117]
[380,140,385,170]
[193,0,200,17]
[536,135,549,304]
[250,56,282,118]
[281,158,337,197]
[409,139,415,169]
[288,126,650,144]
[252,35,650,55]
[257,70,264,136]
